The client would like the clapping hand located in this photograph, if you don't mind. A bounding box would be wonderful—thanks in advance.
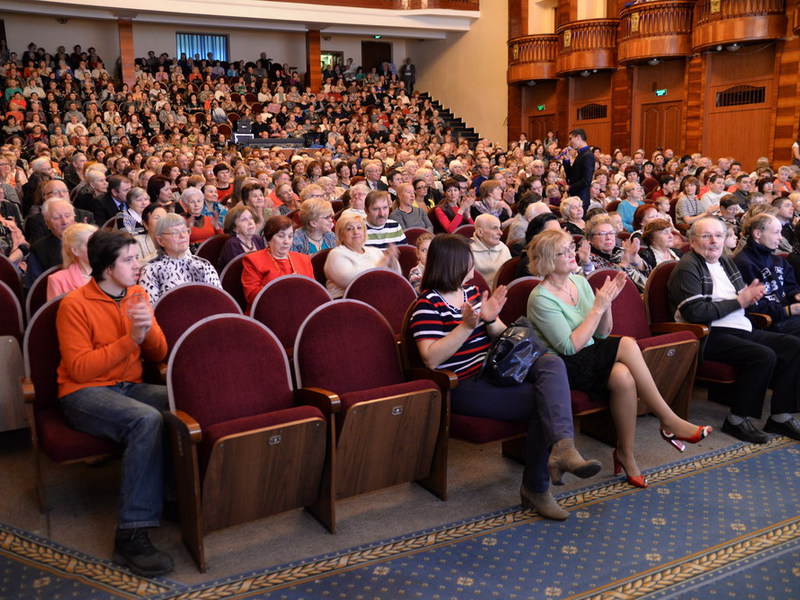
[593,271,627,312]
[738,279,765,308]
[577,239,591,265]
[480,285,507,323]
[620,237,641,268]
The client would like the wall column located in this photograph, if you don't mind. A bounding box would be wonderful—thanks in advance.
[118,18,135,87]
[508,84,523,141]
[306,30,322,93]
[772,0,800,164]
[683,54,706,153]
[610,66,632,154]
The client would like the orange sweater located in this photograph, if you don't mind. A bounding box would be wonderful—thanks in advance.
[56,280,168,398]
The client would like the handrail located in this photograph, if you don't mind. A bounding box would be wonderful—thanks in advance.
[556,19,620,54]
[694,0,786,26]
[508,35,559,66]
[619,1,695,40]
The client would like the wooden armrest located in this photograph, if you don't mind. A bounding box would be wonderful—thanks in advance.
[404,367,458,392]
[649,322,709,339]
[168,410,203,443]
[749,313,772,329]
[20,377,34,403]
[295,387,342,415]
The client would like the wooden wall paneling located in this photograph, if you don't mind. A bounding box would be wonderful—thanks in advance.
[631,59,687,155]
[528,114,558,143]
[118,18,135,88]
[306,30,322,92]
[571,73,612,152]
[682,54,705,154]
[556,77,570,143]
[556,0,577,29]
[509,0,525,39]
[523,80,558,141]
[508,84,523,142]
[773,0,800,164]
[610,66,633,154]
[640,101,683,156]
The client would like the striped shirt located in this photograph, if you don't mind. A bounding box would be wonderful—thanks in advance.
[365,220,406,249]
[410,286,490,381]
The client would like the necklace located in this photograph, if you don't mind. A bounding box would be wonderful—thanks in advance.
[267,248,294,274]
[238,235,255,252]
[546,277,576,304]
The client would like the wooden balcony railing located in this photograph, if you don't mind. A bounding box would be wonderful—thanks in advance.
[618,1,695,64]
[555,19,620,76]
[277,0,479,9]
[693,0,787,51]
[794,4,800,35]
[507,35,559,82]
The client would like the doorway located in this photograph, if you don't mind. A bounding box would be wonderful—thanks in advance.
[361,41,392,73]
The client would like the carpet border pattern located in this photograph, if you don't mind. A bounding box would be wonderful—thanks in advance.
[163,437,798,600]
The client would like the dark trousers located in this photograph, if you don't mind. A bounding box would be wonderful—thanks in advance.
[451,354,573,492]
[704,327,800,418]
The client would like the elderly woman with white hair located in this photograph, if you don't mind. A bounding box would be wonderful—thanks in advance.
[560,196,586,236]
[180,186,220,246]
[46,222,98,300]
[138,213,221,303]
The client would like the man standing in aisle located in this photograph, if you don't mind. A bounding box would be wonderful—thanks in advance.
[563,128,594,212]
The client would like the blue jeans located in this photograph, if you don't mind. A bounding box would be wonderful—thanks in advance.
[60,382,168,529]
[451,354,574,492]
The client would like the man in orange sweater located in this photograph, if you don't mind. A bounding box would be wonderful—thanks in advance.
[57,229,173,577]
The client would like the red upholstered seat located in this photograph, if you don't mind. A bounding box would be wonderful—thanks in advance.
[250,274,331,353]
[310,247,332,286]
[397,244,418,279]
[343,268,417,336]
[23,296,120,511]
[0,254,22,303]
[403,227,430,247]
[0,280,23,344]
[166,314,330,571]
[154,283,241,358]
[26,265,60,322]
[219,253,247,311]
[195,234,230,272]
[493,256,522,290]
[588,267,699,419]
[498,276,541,326]
[294,300,447,505]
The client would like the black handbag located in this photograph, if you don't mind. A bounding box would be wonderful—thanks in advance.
[481,317,548,386]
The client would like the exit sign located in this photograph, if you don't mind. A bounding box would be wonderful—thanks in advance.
[655,89,667,97]
[537,104,545,111]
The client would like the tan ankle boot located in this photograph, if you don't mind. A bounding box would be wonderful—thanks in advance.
[548,438,602,485]
[520,485,569,521]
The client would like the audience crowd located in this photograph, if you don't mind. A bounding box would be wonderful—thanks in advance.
[3,40,800,577]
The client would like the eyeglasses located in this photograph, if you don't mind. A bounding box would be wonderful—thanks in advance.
[696,233,725,241]
[556,244,577,257]
[415,184,428,190]
[161,229,189,237]
[592,231,616,238]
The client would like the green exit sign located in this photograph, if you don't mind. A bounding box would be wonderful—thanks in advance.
[537,104,545,111]
[655,89,667,97]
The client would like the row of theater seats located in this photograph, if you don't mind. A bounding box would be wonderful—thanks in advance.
[9,259,741,572]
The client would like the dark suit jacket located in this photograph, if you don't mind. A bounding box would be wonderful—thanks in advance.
[366,180,388,192]
[93,193,124,226]
[564,145,594,211]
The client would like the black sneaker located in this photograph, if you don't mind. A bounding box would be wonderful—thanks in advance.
[721,418,769,444]
[113,528,174,577]
[764,417,800,441]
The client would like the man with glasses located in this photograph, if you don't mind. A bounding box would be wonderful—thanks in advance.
[668,217,800,443]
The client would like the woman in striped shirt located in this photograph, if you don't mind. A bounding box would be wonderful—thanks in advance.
[410,234,600,521]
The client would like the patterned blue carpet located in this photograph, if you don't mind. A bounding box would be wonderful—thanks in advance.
[2,439,798,599]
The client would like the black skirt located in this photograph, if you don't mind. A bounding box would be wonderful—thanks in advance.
[560,336,621,403]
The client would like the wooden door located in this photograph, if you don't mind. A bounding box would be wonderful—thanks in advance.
[361,41,392,73]
[640,101,683,156]
[527,115,557,144]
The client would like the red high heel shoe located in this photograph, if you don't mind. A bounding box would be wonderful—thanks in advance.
[660,425,713,453]
[613,449,648,488]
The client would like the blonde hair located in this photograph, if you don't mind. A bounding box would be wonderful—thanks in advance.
[560,196,581,220]
[334,211,367,246]
[299,198,333,227]
[60,223,98,267]
[527,229,572,277]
